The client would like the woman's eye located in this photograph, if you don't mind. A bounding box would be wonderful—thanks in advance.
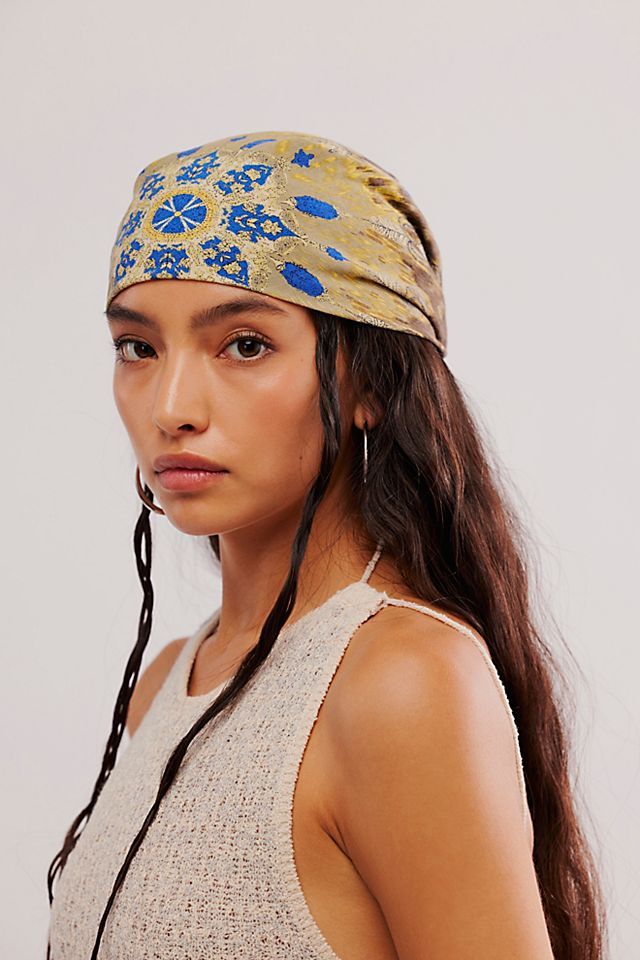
[224,334,272,363]
[112,338,155,364]
[111,333,272,365]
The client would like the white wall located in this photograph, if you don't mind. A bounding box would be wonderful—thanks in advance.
[1,1,637,956]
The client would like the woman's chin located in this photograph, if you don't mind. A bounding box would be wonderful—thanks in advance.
[157,500,229,537]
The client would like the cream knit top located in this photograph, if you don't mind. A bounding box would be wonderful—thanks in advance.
[47,545,530,959]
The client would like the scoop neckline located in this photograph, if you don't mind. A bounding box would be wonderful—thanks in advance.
[181,577,377,702]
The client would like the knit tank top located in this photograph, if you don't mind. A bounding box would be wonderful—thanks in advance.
[48,544,529,959]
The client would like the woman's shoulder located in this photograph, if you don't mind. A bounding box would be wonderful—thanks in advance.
[326,588,517,795]
[324,588,534,847]
[126,636,190,737]
[362,584,492,660]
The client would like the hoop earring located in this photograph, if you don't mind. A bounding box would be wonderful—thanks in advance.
[363,420,369,486]
[135,465,165,515]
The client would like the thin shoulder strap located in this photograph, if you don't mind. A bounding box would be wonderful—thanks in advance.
[359,542,384,583]
[384,596,530,834]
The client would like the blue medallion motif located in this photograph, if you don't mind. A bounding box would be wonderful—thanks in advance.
[201,236,250,286]
[116,210,144,246]
[151,193,209,234]
[144,246,190,279]
[114,239,143,284]
[326,246,346,261]
[293,195,338,219]
[214,163,273,195]
[139,173,165,201]
[223,202,295,243]
[291,149,314,167]
[176,151,221,183]
[280,262,324,297]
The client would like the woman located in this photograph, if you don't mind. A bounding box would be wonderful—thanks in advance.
[46,131,607,959]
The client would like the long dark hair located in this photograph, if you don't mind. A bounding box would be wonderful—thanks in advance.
[47,309,609,959]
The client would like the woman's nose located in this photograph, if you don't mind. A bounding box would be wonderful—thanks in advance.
[151,355,210,435]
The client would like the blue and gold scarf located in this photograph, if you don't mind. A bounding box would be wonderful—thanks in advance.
[106,130,447,356]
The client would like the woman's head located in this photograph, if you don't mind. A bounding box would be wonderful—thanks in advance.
[103,127,448,545]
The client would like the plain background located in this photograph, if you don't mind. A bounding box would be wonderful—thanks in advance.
[1,1,637,956]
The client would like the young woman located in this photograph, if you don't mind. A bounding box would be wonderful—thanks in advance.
[46,131,607,959]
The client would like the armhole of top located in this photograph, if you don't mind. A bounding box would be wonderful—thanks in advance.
[382,596,530,835]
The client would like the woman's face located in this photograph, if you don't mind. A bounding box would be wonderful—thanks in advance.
[107,279,355,537]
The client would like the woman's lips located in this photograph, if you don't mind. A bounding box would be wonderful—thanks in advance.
[156,468,228,491]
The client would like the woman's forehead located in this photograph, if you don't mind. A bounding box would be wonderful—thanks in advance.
[112,278,301,311]
[107,279,315,334]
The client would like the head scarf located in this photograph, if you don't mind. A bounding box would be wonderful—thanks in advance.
[106,130,447,356]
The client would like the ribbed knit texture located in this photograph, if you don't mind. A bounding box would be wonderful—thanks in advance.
[48,547,529,959]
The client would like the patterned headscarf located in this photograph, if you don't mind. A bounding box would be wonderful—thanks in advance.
[106,130,447,356]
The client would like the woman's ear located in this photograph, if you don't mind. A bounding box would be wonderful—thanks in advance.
[354,398,381,431]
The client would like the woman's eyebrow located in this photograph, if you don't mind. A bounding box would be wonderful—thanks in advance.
[104,296,290,332]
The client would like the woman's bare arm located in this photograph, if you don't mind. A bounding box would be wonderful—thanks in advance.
[328,612,554,959]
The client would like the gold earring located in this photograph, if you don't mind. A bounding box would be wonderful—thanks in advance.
[135,465,165,515]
